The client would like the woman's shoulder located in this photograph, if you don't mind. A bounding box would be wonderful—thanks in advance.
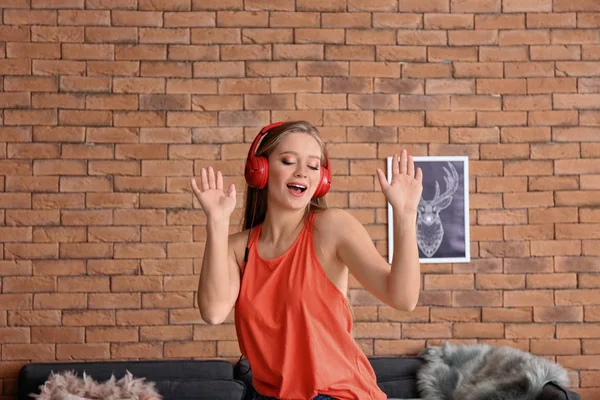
[312,208,356,236]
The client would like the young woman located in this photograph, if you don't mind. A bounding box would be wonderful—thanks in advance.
[191,121,423,400]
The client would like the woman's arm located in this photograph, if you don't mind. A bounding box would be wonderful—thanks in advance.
[333,208,420,311]
[334,150,423,311]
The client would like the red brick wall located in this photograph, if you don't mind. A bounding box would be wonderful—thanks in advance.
[1,0,600,398]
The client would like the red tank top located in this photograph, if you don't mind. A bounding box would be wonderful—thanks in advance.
[234,212,387,400]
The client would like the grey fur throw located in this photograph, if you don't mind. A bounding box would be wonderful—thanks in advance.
[417,342,570,400]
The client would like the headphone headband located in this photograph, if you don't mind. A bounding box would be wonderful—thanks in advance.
[246,122,285,171]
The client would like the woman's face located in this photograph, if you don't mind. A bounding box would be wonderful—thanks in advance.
[267,132,324,210]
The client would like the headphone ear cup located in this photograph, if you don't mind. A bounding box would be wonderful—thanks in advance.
[245,155,269,189]
[313,166,331,198]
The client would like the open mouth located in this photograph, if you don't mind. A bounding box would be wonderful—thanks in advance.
[287,183,307,195]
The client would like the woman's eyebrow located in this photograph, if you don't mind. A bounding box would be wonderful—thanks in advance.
[278,150,321,159]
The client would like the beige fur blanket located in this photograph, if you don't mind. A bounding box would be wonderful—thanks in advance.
[31,370,162,400]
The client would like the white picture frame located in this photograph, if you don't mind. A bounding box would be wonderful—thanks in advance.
[387,156,470,264]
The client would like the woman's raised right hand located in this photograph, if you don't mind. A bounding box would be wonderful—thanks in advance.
[191,166,236,220]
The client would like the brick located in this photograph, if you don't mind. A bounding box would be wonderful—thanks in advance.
[85,27,137,43]
[58,10,110,25]
[33,226,86,242]
[32,26,83,42]
[451,95,501,110]
[398,0,449,12]
[112,44,164,61]
[475,14,524,29]
[373,13,422,28]
[528,13,576,28]
[31,327,84,344]
[426,79,474,94]
[506,323,555,339]
[479,46,529,61]
[397,30,447,45]
[2,36,28,60]
[141,61,192,78]
[504,157,554,176]
[114,111,167,127]
[579,13,600,27]
[505,62,554,77]
[581,111,600,126]
[402,63,452,78]
[500,127,552,146]
[453,291,502,307]
[164,12,214,27]
[449,30,498,46]
[140,28,190,44]
[325,45,374,61]
[297,61,348,77]
[531,339,581,355]
[531,45,580,60]
[62,145,114,160]
[351,61,404,78]
[499,30,550,45]
[428,46,477,62]
[531,240,581,256]
[111,10,163,27]
[172,45,221,62]
[5,77,58,93]
[60,76,111,93]
[139,0,190,10]
[529,274,578,289]
[528,111,578,126]
[424,274,474,290]
[6,43,60,59]
[505,223,554,240]
[470,193,502,210]
[32,94,85,111]
[480,241,530,257]
[579,78,600,93]
[296,0,345,11]
[482,307,532,322]
[113,78,165,94]
[87,61,139,76]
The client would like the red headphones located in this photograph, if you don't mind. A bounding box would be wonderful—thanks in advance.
[244,122,332,198]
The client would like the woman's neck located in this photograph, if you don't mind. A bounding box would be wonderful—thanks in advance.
[260,207,307,246]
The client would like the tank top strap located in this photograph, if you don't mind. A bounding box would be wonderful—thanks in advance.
[306,210,316,228]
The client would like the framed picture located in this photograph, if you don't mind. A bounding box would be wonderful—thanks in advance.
[387,156,470,264]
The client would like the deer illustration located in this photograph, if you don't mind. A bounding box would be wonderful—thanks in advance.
[416,162,460,258]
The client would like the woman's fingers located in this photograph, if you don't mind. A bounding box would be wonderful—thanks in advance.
[407,154,415,178]
[216,170,223,191]
[191,177,200,195]
[392,153,399,176]
[376,168,389,191]
[200,167,209,191]
[208,166,216,189]
[399,149,408,175]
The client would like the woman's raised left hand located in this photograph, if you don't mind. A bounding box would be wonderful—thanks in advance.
[376,150,423,215]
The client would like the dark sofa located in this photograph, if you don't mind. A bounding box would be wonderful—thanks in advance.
[19,356,580,400]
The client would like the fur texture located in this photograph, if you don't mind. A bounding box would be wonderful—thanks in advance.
[31,370,162,400]
[417,342,570,400]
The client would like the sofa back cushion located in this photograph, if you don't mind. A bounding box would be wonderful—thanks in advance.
[19,360,245,400]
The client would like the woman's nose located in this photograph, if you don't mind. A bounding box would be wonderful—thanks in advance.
[294,166,307,177]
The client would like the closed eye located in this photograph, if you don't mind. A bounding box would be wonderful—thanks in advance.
[282,160,319,170]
